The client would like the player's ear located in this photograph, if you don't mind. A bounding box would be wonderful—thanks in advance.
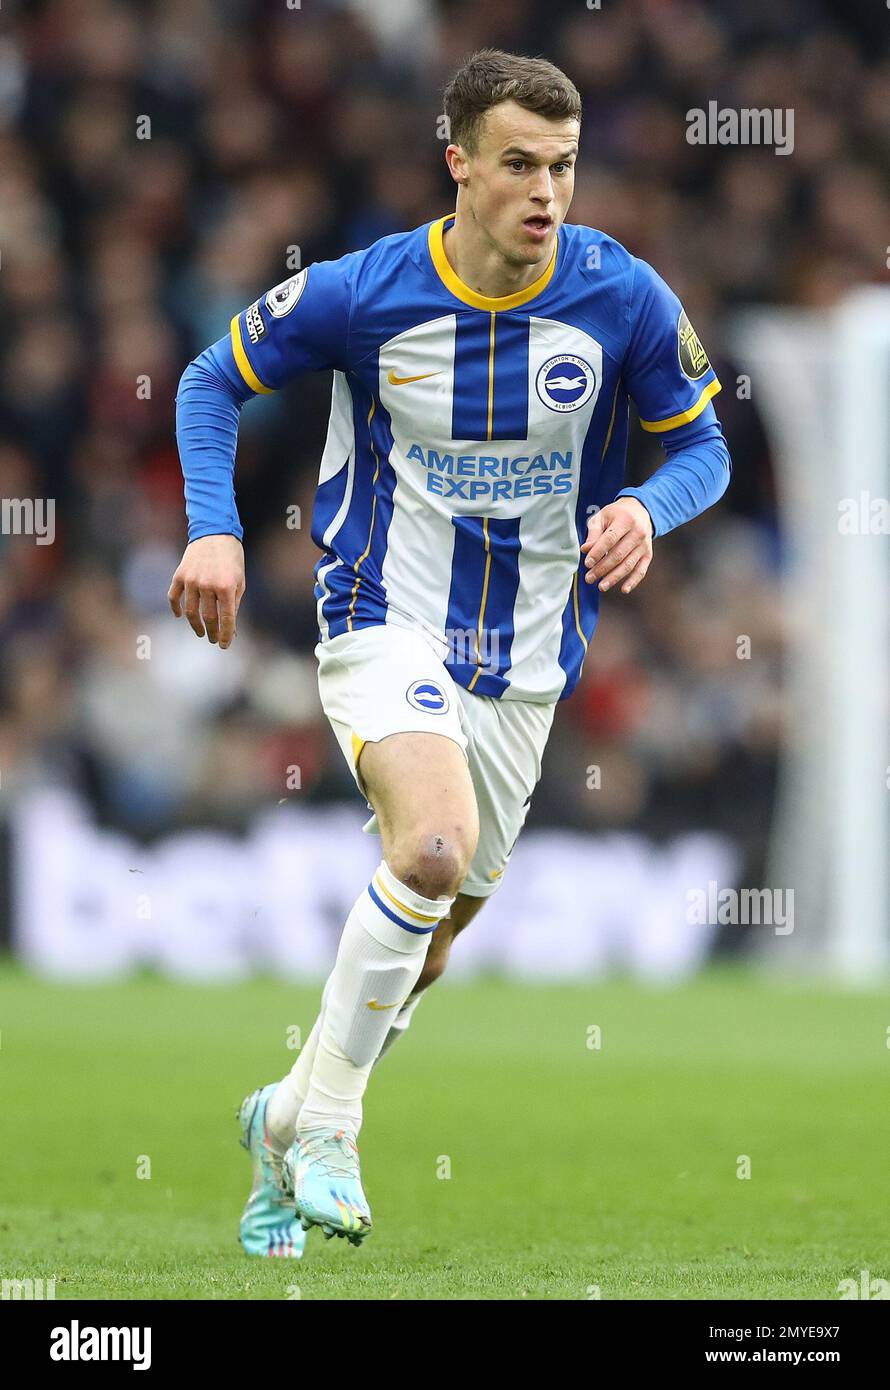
[444,143,469,185]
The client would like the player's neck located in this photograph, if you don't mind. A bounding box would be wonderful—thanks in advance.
[443,206,552,301]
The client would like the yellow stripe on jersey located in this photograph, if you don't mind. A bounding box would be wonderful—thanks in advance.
[601,378,621,459]
[467,517,492,692]
[428,215,558,312]
[229,314,273,395]
[347,399,380,631]
[486,312,496,441]
[639,378,721,433]
[572,572,588,652]
[573,377,622,654]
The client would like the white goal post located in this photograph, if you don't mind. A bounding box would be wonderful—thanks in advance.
[732,288,890,982]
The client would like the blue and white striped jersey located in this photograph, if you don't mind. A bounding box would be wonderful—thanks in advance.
[202,214,726,702]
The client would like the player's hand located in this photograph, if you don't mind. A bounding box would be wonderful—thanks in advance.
[581,498,654,595]
[167,535,246,648]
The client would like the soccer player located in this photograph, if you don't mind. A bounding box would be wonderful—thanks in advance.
[170,50,730,1257]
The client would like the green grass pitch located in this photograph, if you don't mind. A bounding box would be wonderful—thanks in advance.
[1,961,887,1300]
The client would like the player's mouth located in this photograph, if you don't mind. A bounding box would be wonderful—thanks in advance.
[522,214,553,242]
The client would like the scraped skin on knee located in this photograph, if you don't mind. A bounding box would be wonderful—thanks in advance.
[391,831,464,899]
[358,732,480,901]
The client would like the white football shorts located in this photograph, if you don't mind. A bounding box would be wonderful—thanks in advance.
[315,623,556,897]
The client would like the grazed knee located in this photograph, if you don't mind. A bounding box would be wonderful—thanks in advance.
[388,831,474,900]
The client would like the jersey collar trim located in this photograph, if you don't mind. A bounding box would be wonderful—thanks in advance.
[427,214,558,311]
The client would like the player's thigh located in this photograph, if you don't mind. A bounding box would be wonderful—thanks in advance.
[456,692,556,897]
[316,624,480,890]
[358,731,480,875]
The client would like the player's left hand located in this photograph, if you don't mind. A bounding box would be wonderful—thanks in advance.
[581,498,654,595]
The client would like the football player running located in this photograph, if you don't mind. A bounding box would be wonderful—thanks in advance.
[170,50,730,1256]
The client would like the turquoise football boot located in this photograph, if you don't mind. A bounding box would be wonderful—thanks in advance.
[284,1128,372,1245]
[237,1084,306,1258]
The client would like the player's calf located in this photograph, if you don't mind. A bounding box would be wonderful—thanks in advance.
[288,859,459,1240]
[419,891,486,985]
[376,892,487,1062]
[295,860,457,1134]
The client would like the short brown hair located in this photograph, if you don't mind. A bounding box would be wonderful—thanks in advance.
[444,49,582,153]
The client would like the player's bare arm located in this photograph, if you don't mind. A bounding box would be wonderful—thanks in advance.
[167,533,245,648]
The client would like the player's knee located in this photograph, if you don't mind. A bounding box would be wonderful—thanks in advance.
[389,831,472,900]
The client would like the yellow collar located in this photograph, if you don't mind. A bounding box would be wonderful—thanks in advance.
[427,214,558,312]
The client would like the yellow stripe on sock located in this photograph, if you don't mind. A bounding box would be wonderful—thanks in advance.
[373,874,441,924]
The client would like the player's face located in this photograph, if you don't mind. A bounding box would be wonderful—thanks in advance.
[454,101,579,269]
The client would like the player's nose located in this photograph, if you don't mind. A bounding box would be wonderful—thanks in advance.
[529,172,554,204]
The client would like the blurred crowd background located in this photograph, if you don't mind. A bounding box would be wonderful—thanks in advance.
[1,0,888,933]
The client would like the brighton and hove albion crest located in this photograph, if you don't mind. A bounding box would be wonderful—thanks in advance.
[406,680,449,714]
[535,355,597,413]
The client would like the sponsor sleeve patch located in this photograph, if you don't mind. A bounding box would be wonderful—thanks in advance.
[245,300,266,345]
[677,309,710,380]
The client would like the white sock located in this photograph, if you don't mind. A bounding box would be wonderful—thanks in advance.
[265,1014,324,1158]
[375,990,425,1064]
[297,861,454,1137]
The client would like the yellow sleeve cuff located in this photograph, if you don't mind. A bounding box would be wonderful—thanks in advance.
[639,377,721,433]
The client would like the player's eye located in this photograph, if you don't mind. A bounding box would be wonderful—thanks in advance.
[551,162,572,174]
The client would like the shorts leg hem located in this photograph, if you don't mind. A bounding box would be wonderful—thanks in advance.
[456,876,503,899]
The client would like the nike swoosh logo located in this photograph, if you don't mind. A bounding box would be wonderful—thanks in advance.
[367,998,400,1011]
[387,369,441,386]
